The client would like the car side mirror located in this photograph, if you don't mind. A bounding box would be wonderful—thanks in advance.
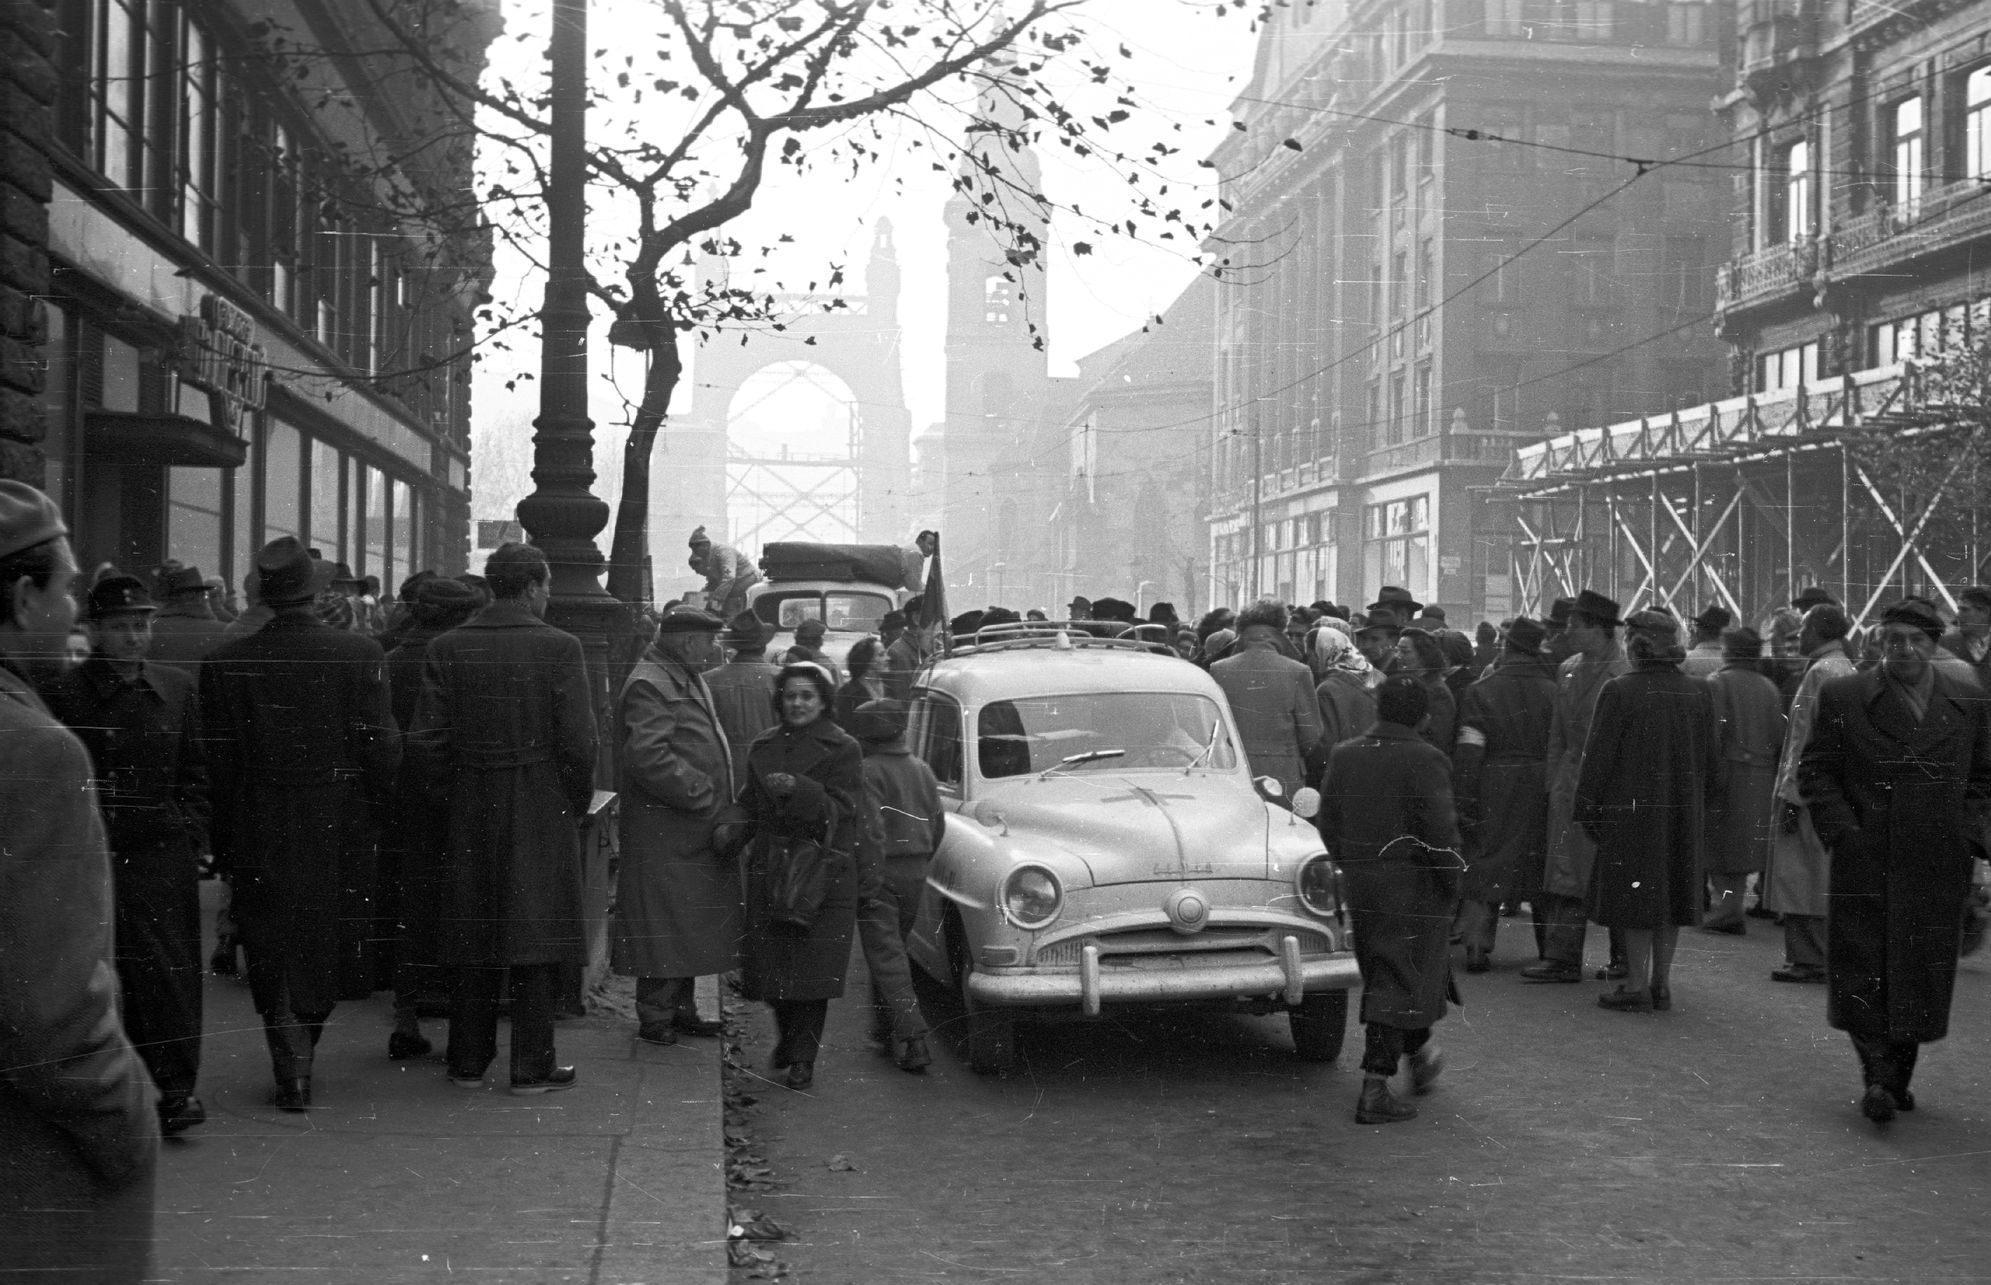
[1289,787,1321,820]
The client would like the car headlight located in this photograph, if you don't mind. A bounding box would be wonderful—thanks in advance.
[1001,865,1062,929]
[1295,854,1340,917]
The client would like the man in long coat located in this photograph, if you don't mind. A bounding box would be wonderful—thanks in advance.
[708,610,781,786]
[1210,599,1324,799]
[1578,611,1718,1012]
[1762,603,1858,982]
[0,485,158,1280]
[1700,627,1787,934]
[1523,590,1630,983]
[1799,597,1991,1123]
[1451,617,1556,973]
[613,605,741,1045]
[412,542,598,1095]
[1319,675,1462,1125]
[202,537,400,1111]
[41,575,211,1136]
[147,565,229,671]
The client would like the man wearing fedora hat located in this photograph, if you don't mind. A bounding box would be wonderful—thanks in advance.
[1682,604,1731,679]
[1523,590,1631,983]
[613,605,742,1046]
[41,574,212,1136]
[1799,597,1991,1122]
[147,565,229,672]
[410,542,598,1095]
[201,537,401,1111]
[0,483,160,1278]
[1452,617,1558,973]
[709,608,783,785]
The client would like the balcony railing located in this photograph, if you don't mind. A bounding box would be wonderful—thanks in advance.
[1825,181,1991,278]
[1716,239,1813,311]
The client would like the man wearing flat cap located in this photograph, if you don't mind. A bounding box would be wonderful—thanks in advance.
[612,604,743,1046]
[0,482,159,1278]
[41,574,212,1136]
[1451,616,1557,972]
[410,542,598,1096]
[1799,596,1991,1123]
[202,536,400,1111]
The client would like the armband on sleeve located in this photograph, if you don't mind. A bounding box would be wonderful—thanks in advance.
[1455,726,1488,749]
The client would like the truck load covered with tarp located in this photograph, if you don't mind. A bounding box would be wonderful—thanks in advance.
[759,542,914,590]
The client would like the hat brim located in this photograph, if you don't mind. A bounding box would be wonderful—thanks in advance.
[263,561,337,606]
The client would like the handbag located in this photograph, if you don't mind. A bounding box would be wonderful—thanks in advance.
[763,828,832,933]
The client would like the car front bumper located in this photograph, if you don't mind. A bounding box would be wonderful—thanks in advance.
[966,935,1360,1014]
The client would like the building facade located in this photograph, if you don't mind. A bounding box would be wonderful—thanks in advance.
[1500,0,1991,625]
[1206,0,1728,621]
[21,0,492,591]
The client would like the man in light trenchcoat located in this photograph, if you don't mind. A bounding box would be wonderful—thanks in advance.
[1762,603,1857,982]
[613,606,743,1045]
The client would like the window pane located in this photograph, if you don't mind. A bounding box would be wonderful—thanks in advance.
[365,464,387,578]
[264,420,301,542]
[310,436,342,561]
[389,477,410,592]
[167,466,223,577]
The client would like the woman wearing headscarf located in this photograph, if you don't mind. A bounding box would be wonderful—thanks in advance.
[737,662,865,1090]
[1314,624,1379,748]
[1394,627,1458,754]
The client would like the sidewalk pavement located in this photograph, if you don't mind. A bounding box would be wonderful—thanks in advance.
[152,958,729,1284]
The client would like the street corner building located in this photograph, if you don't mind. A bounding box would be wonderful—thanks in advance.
[0,0,496,581]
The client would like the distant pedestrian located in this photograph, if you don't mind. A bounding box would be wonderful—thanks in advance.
[739,663,865,1091]
[201,538,400,1111]
[40,574,212,1136]
[850,699,943,1073]
[146,564,229,672]
[1394,627,1457,753]
[1318,676,1463,1125]
[783,617,842,687]
[1939,585,1991,690]
[709,609,782,785]
[1312,625,1378,747]
[1701,627,1786,935]
[612,606,741,1047]
[0,483,159,1280]
[1798,598,1991,1123]
[1762,604,1857,983]
[1682,605,1731,679]
[1210,599,1325,799]
[410,542,598,1097]
[1579,611,1717,1013]
[1451,617,1557,973]
[836,636,888,725]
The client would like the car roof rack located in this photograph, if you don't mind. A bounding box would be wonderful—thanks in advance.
[944,620,1176,658]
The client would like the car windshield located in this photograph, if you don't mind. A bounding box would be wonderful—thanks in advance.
[975,692,1239,778]
[759,592,893,632]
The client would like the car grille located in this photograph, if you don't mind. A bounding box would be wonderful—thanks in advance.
[1033,926,1333,968]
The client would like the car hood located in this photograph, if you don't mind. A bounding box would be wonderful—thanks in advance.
[979,772,1273,885]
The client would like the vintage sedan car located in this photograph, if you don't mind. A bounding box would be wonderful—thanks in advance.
[903,626,1357,1073]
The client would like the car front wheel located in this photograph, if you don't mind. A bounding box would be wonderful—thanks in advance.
[1289,990,1348,1063]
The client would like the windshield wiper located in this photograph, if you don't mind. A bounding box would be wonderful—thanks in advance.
[1186,721,1223,772]
[1042,748,1125,778]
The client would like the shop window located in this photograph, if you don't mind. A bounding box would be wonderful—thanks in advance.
[1363,495,1431,603]
[166,467,223,578]
[364,463,387,579]
[309,437,343,563]
[264,420,302,543]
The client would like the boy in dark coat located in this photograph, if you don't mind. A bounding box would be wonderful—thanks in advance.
[1319,675,1463,1125]
[851,699,946,1072]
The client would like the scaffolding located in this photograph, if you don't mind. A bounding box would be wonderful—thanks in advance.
[1490,362,1990,627]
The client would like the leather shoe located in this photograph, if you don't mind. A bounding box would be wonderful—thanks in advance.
[1861,1083,1896,1123]
[1354,1076,1416,1124]
[895,1036,931,1073]
[159,1095,206,1136]
[388,1030,433,1060]
[1771,965,1826,984]
[1408,1046,1444,1095]
[784,1062,814,1091]
[671,1012,726,1038]
[1649,984,1672,1012]
[272,1078,311,1112]
[1519,960,1582,983]
[1597,986,1654,1013]
[636,1022,679,1046]
[1890,1084,1916,1112]
[510,1066,578,1096]
[1595,961,1629,981]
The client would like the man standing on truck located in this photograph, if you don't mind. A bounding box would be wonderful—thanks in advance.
[688,526,761,619]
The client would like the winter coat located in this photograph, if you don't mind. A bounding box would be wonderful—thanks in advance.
[410,601,598,968]
[1453,651,1557,903]
[1763,642,1858,917]
[1541,644,1631,901]
[1703,662,1787,876]
[1799,666,1991,1043]
[1314,671,1377,749]
[1414,674,1457,755]
[1210,632,1324,797]
[859,744,947,860]
[0,663,158,1283]
[612,647,743,979]
[1577,664,1718,929]
[1318,722,1461,1031]
[706,657,780,787]
[201,611,400,1010]
[739,716,865,1002]
[147,598,229,673]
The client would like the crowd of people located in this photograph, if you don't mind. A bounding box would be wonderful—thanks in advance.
[4,460,1989,1273]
